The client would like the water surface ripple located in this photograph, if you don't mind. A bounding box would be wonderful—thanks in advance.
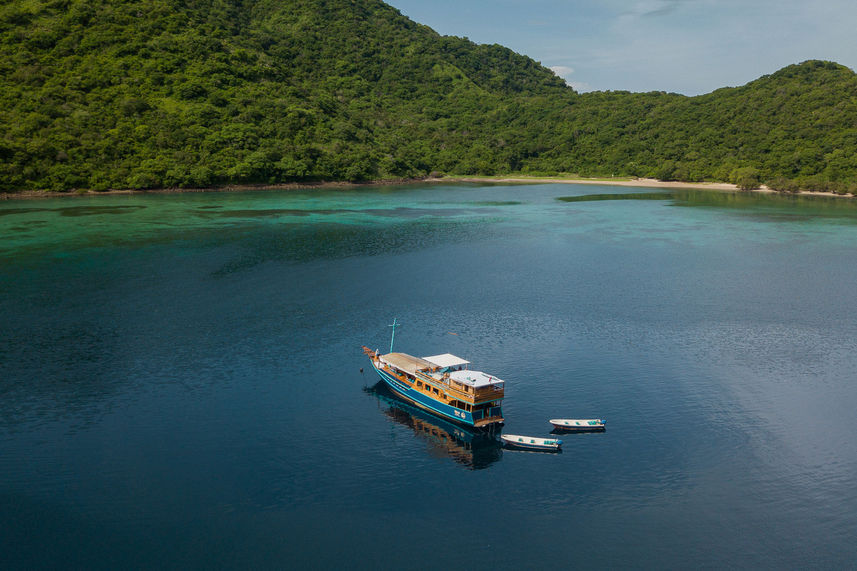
[2,183,856,568]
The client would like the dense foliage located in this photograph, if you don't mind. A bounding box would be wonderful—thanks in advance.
[1,0,856,192]
[554,61,857,193]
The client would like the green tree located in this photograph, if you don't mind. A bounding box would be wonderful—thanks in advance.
[732,167,761,190]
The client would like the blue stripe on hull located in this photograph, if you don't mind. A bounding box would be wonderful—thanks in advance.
[373,365,481,428]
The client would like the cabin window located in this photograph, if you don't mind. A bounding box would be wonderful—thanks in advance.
[432,387,439,395]
[416,381,422,388]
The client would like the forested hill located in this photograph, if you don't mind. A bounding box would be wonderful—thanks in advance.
[560,61,857,192]
[0,0,575,191]
[1,0,856,192]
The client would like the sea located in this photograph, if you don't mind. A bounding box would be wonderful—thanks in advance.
[1,183,856,569]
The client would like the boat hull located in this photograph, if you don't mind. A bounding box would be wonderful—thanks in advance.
[550,425,605,433]
[549,419,606,432]
[500,435,562,452]
[372,362,501,429]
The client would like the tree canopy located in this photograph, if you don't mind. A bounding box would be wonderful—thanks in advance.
[1,0,856,192]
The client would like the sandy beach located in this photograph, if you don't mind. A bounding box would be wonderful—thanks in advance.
[445,176,743,191]
[440,176,853,198]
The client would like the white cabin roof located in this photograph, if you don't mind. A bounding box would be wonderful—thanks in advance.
[380,353,435,376]
[448,369,504,388]
[422,353,470,368]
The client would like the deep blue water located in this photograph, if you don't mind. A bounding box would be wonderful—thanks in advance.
[2,183,857,568]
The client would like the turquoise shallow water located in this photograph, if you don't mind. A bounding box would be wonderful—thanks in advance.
[2,183,857,568]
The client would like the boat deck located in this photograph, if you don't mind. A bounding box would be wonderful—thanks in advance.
[379,352,435,376]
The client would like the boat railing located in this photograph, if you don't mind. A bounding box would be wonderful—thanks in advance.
[421,373,471,399]
[474,387,504,401]
[416,372,504,404]
[446,385,473,400]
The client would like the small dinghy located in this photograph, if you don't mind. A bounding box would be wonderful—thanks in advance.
[500,434,562,452]
[549,418,606,432]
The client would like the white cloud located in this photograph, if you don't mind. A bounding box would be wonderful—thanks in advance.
[549,65,574,78]
[549,66,592,91]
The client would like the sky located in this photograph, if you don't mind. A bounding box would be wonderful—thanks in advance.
[386,0,857,95]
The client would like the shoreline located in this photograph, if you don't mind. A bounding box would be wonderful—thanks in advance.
[444,176,852,198]
[0,176,852,201]
[446,176,742,191]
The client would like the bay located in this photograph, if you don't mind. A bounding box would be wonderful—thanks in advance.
[1,183,856,568]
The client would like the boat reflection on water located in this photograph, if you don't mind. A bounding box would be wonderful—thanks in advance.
[365,382,503,470]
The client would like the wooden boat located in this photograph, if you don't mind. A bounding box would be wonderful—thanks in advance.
[549,418,606,432]
[500,434,562,451]
[362,319,505,429]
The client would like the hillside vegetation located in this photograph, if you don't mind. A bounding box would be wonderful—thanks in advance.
[1,0,856,192]
[558,61,857,193]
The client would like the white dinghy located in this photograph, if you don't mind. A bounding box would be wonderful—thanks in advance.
[549,418,606,432]
[500,434,562,452]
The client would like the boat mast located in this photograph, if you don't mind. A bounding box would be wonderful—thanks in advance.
[388,317,400,353]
